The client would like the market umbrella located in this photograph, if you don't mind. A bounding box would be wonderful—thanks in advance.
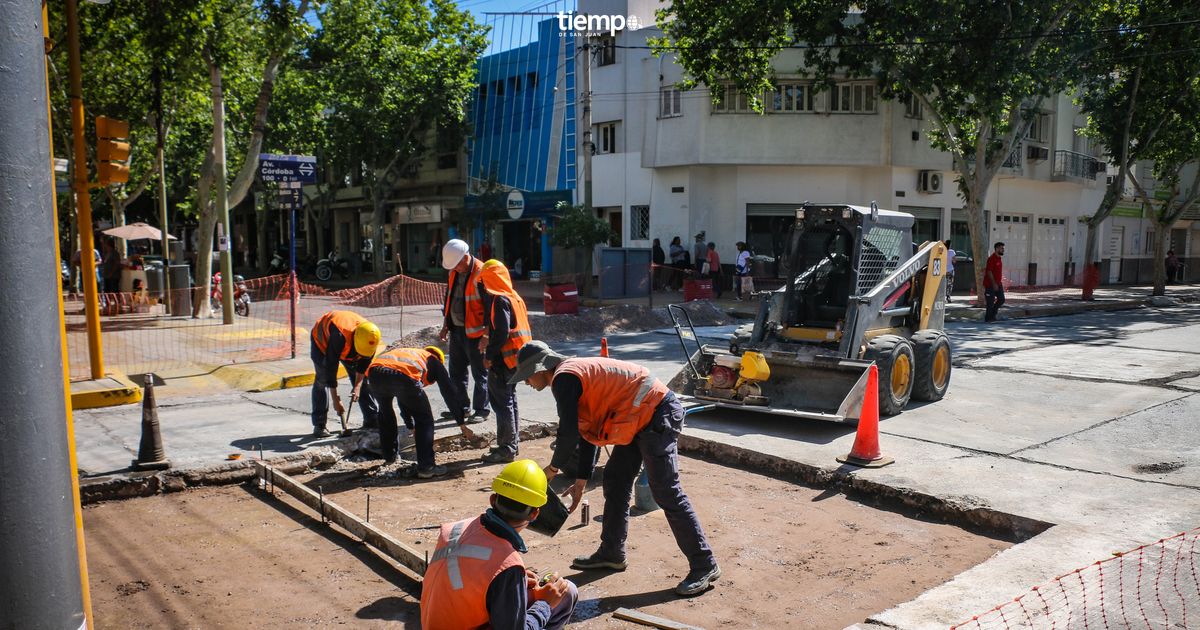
[102,222,177,241]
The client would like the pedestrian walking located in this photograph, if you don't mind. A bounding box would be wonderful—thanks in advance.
[651,238,666,291]
[984,242,1006,322]
[440,239,490,424]
[734,241,753,301]
[366,346,473,476]
[310,310,381,438]
[420,460,578,630]
[509,341,721,597]
[705,242,722,298]
[100,238,122,293]
[479,259,532,464]
[693,232,707,276]
[1166,249,1180,284]
[669,236,688,290]
[944,240,957,302]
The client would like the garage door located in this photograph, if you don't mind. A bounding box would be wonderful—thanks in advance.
[1033,216,1067,285]
[991,213,1032,286]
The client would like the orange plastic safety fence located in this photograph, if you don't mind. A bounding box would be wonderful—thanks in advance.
[951,528,1200,629]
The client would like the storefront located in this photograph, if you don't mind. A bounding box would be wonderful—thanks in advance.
[464,189,572,277]
[394,203,446,276]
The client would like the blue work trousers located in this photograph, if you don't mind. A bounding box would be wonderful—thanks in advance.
[367,367,435,467]
[449,325,489,416]
[310,344,379,431]
[488,363,519,457]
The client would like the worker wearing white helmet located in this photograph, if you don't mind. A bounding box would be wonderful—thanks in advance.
[439,239,490,425]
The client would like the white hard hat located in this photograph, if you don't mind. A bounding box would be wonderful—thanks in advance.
[442,239,469,270]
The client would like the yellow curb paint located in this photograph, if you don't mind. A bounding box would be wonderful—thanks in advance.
[70,372,143,410]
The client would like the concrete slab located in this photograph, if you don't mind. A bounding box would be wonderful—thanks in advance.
[1111,322,1200,355]
[1017,392,1200,487]
[1171,375,1200,391]
[972,344,1194,382]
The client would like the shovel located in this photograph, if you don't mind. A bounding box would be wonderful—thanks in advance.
[338,388,359,438]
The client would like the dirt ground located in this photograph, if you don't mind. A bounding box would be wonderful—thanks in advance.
[85,437,1009,629]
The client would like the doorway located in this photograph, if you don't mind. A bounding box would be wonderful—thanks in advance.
[1108,226,1124,283]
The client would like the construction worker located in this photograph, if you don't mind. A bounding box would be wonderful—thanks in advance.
[509,341,721,597]
[420,459,577,630]
[310,310,381,438]
[478,259,532,464]
[439,239,490,424]
[366,346,474,477]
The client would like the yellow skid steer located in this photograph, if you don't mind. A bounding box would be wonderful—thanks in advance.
[672,203,952,422]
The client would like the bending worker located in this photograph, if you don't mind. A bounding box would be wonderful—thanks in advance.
[440,239,490,424]
[509,341,721,597]
[420,459,577,630]
[366,346,474,477]
[479,259,532,464]
[310,310,381,438]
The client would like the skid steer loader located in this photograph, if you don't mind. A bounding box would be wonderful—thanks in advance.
[672,202,952,422]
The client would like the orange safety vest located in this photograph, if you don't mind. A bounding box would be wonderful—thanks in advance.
[368,348,434,386]
[419,516,524,630]
[444,256,486,339]
[554,357,670,447]
[311,310,367,361]
[480,263,532,370]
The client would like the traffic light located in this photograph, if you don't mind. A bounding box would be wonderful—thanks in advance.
[95,115,131,185]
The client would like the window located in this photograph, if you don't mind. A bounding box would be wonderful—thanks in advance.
[904,93,923,119]
[711,84,760,113]
[596,34,616,66]
[829,83,876,113]
[631,205,650,240]
[1025,111,1051,143]
[596,122,618,154]
[768,83,815,113]
[660,87,682,118]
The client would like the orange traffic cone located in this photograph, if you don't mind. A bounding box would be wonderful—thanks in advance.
[837,364,894,468]
[600,337,609,357]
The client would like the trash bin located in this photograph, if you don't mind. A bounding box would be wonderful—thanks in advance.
[144,264,164,300]
[168,264,192,316]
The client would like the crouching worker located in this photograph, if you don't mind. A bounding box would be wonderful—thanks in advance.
[310,310,381,438]
[509,341,721,597]
[479,259,532,464]
[420,460,577,630]
[366,346,474,477]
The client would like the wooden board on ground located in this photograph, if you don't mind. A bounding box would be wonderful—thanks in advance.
[613,607,703,630]
[253,460,427,578]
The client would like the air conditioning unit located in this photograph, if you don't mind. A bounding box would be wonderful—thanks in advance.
[1091,161,1108,175]
[1106,175,1118,186]
[1026,145,1050,161]
[917,170,943,194]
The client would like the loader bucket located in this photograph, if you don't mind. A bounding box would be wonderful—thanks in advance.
[677,349,874,424]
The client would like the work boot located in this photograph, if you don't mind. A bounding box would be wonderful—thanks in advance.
[417,464,448,479]
[482,451,515,464]
[570,551,627,571]
[674,564,721,597]
[311,427,331,439]
[467,410,489,424]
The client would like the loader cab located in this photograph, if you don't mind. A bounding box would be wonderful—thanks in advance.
[780,204,914,338]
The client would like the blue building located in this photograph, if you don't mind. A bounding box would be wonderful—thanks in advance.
[465,16,577,276]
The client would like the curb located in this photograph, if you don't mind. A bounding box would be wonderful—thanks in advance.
[79,422,557,505]
[945,298,1144,322]
[70,372,143,410]
[211,364,346,393]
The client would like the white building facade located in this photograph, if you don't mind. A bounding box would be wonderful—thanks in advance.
[575,0,1194,287]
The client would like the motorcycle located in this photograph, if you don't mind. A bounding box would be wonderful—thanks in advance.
[269,246,289,274]
[211,272,251,317]
[315,251,351,282]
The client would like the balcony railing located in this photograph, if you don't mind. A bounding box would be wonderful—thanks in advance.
[1053,150,1102,180]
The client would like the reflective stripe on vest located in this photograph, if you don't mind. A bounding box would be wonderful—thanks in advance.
[368,348,432,385]
[312,311,366,361]
[418,516,525,630]
[444,258,486,338]
[554,357,670,446]
[491,295,532,370]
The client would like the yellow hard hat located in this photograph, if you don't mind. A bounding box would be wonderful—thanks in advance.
[492,459,548,508]
[424,345,446,364]
[482,258,504,270]
[353,321,381,356]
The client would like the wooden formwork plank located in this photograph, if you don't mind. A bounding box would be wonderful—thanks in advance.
[612,608,702,630]
[253,460,427,578]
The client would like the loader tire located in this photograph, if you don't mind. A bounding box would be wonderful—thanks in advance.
[912,329,952,402]
[863,334,915,416]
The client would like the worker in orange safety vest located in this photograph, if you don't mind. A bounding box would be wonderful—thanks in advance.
[309,310,381,438]
[477,259,532,464]
[509,341,721,597]
[439,239,491,424]
[420,459,577,630]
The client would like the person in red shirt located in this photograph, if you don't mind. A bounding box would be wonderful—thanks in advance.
[984,242,1006,322]
[705,242,722,298]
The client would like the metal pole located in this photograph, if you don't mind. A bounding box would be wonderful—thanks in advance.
[66,0,104,377]
[211,67,234,324]
[2,2,87,627]
[290,197,297,359]
[154,54,171,313]
[580,35,593,209]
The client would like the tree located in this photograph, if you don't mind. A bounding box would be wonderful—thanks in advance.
[1075,1,1200,297]
[1128,118,1200,295]
[311,0,488,280]
[549,202,614,294]
[655,0,1095,304]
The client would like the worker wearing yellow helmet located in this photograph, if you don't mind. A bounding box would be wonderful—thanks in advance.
[366,345,473,477]
[309,310,381,438]
[420,460,577,630]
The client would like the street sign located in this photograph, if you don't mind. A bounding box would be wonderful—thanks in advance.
[278,188,304,209]
[259,153,317,183]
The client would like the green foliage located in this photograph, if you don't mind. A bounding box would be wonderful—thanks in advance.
[549,202,614,249]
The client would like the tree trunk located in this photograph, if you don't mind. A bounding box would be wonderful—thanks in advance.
[1151,222,1167,296]
[256,194,270,273]
[373,186,386,281]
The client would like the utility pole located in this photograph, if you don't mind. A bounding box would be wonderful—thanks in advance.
[210,63,235,324]
[580,34,593,209]
[153,50,172,312]
[66,0,104,377]
[1,2,89,628]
